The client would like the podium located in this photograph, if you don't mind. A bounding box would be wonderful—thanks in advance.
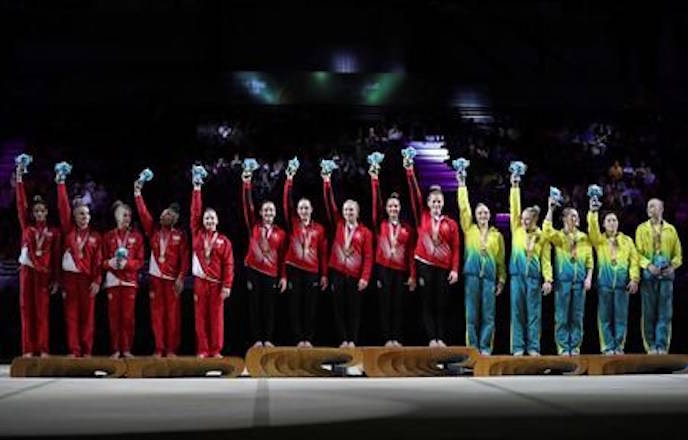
[245,346,363,377]
[10,356,127,378]
[362,346,478,377]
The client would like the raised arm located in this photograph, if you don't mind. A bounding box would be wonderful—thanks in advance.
[586,210,602,247]
[509,183,522,233]
[15,175,29,233]
[191,185,203,235]
[242,177,257,234]
[370,173,383,228]
[457,185,473,233]
[283,175,295,231]
[134,186,155,239]
[405,166,422,226]
[57,181,73,235]
[322,177,339,225]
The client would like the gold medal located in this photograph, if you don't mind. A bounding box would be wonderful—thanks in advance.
[158,255,166,264]
[35,249,43,257]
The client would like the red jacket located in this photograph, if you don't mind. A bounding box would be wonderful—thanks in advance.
[323,180,374,282]
[16,181,61,281]
[102,227,145,288]
[135,194,190,281]
[371,176,416,278]
[57,182,102,285]
[283,176,328,276]
[406,168,460,272]
[190,188,234,289]
[242,180,287,278]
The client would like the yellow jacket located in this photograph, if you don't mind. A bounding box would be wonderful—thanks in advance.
[509,187,553,282]
[457,187,506,283]
[543,219,593,283]
[587,211,640,289]
[635,220,682,270]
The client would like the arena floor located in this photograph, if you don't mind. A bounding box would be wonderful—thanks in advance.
[1,365,687,439]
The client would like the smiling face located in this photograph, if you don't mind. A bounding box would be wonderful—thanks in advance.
[159,208,178,227]
[74,205,91,229]
[203,208,218,231]
[32,203,48,223]
[115,206,131,229]
[603,213,619,235]
[427,192,444,217]
[475,203,490,227]
[563,208,580,230]
[342,200,359,223]
[386,197,400,221]
[297,198,312,223]
[261,201,276,225]
[647,198,664,221]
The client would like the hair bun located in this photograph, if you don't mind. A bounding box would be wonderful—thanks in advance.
[32,195,45,204]
[429,185,442,192]
[531,205,541,215]
[388,192,400,200]
[168,202,181,214]
[112,200,124,211]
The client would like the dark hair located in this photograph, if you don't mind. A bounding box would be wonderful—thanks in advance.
[428,185,443,197]
[387,192,400,201]
[32,195,47,208]
[601,210,618,222]
[73,197,88,209]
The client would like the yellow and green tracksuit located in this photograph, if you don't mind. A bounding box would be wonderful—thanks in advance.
[509,187,553,354]
[543,219,593,355]
[587,211,640,353]
[635,220,682,352]
[458,187,506,354]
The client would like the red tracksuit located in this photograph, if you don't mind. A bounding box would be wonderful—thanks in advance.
[16,181,60,355]
[405,168,460,272]
[405,167,460,342]
[282,176,329,277]
[135,194,189,356]
[102,227,144,355]
[371,176,416,278]
[190,188,234,357]
[57,182,102,357]
[322,179,373,343]
[242,180,287,278]
[323,180,374,282]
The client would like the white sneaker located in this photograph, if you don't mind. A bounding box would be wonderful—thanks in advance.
[348,341,356,348]
[253,341,264,348]
[657,348,668,355]
[264,341,275,348]
[602,350,616,356]
[393,341,403,347]
[527,350,540,357]
[570,348,580,356]
[647,348,658,355]
[429,339,439,347]
[110,351,121,359]
[304,341,313,348]
[614,349,625,355]
[512,351,524,357]
[339,341,349,348]
[437,340,447,348]
[384,340,395,347]
[479,350,491,356]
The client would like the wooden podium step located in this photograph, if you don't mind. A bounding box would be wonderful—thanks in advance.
[10,356,127,378]
[473,355,587,376]
[584,354,688,375]
[362,346,478,377]
[124,356,245,378]
[245,347,363,377]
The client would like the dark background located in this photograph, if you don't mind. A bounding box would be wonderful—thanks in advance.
[0,1,686,360]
